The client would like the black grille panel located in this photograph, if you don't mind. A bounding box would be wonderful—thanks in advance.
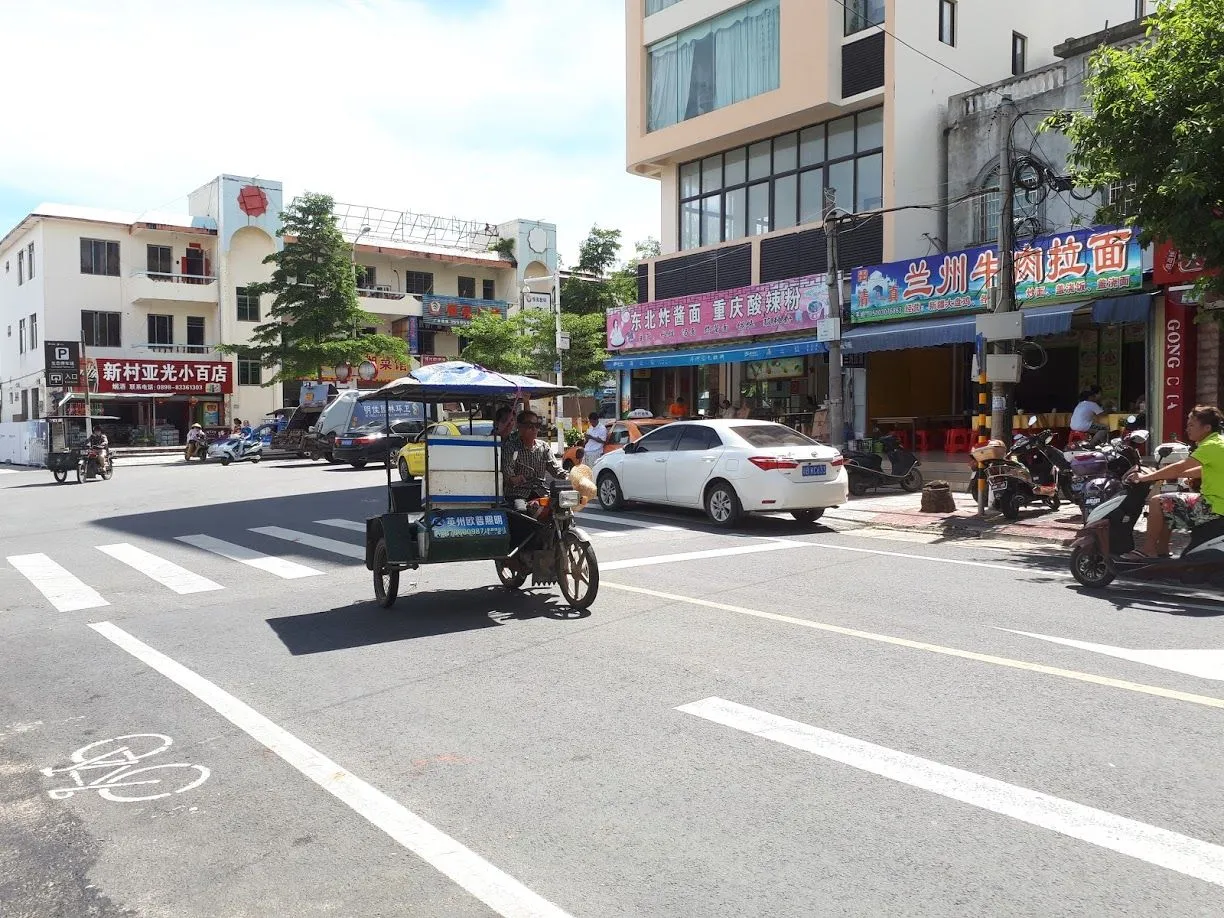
[653,244,751,300]
[636,263,649,303]
[760,229,828,283]
[842,32,885,97]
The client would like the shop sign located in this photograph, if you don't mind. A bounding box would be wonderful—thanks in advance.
[316,356,415,386]
[746,357,805,380]
[44,341,81,387]
[93,358,232,394]
[299,382,331,406]
[524,292,552,312]
[421,294,507,328]
[1153,240,1215,286]
[607,273,829,352]
[419,354,447,366]
[1162,289,1198,442]
[851,225,1143,324]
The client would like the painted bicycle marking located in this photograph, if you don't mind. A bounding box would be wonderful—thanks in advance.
[40,733,210,802]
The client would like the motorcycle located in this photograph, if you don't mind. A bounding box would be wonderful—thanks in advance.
[77,447,113,483]
[1070,480,1224,589]
[206,434,263,466]
[845,433,922,496]
[184,435,211,461]
[496,476,599,607]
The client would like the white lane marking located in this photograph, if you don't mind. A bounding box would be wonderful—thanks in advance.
[0,468,19,475]
[249,526,364,561]
[7,554,109,612]
[1001,629,1224,682]
[797,537,1069,576]
[603,582,1224,709]
[96,543,222,595]
[680,697,1224,889]
[175,535,323,580]
[88,622,573,918]
[601,540,812,571]
[315,518,366,533]
[574,510,680,532]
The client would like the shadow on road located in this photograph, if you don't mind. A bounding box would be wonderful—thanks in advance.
[266,586,589,655]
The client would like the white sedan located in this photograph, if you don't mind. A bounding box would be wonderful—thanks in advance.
[592,419,847,527]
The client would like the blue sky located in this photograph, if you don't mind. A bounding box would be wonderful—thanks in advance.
[0,0,658,264]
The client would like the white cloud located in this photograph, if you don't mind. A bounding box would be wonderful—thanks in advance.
[0,0,660,263]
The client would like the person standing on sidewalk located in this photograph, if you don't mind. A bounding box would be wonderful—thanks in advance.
[583,412,608,465]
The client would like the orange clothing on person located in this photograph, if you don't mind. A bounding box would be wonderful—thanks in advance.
[668,401,686,418]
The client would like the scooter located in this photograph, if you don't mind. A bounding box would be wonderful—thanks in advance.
[986,427,1067,520]
[1076,428,1148,520]
[845,433,922,496]
[184,436,211,461]
[206,434,263,466]
[1069,480,1224,589]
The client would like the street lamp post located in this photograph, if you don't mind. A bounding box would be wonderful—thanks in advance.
[521,273,564,454]
[349,224,373,351]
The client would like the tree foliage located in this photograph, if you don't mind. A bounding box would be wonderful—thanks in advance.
[1053,0,1224,297]
[459,310,608,392]
[221,192,407,382]
[560,227,659,317]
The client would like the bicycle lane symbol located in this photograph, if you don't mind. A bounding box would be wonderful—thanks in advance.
[40,734,210,802]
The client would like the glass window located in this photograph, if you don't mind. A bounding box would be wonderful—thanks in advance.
[645,0,682,14]
[236,287,260,322]
[748,141,771,181]
[80,238,120,276]
[724,187,747,241]
[681,200,702,249]
[680,161,700,198]
[609,424,630,445]
[828,117,855,160]
[238,356,262,387]
[1012,32,1027,75]
[800,168,825,224]
[676,425,720,451]
[405,271,434,296]
[731,424,816,447]
[856,107,883,151]
[856,153,883,211]
[748,182,771,235]
[774,174,798,230]
[82,310,121,348]
[187,316,205,348]
[147,244,173,276]
[635,425,682,452]
[701,194,722,246]
[800,126,824,167]
[844,0,885,36]
[457,276,476,298]
[147,314,174,346]
[828,160,855,211]
[646,0,781,133]
[701,155,722,194]
[724,147,747,186]
[773,132,798,173]
[482,279,496,300]
[939,0,957,46]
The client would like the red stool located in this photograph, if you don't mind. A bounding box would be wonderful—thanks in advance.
[913,430,931,452]
[1067,430,1088,448]
[944,428,972,453]
[892,429,911,450]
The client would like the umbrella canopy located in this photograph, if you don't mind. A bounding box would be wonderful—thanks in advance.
[357,361,576,403]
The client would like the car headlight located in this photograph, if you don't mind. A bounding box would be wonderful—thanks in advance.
[558,490,581,509]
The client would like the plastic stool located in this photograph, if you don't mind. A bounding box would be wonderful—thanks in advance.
[913,430,930,452]
[944,428,972,453]
[1067,430,1089,448]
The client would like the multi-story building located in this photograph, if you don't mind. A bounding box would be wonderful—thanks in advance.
[613,0,1141,430]
[0,174,557,448]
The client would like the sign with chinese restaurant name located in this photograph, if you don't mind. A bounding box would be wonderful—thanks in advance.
[93,358,232,394]
[607,273,829,352]
[317,356,415,386]
[1153,240,1215,287]
[421,294,508,328]
[851,226,1143,324]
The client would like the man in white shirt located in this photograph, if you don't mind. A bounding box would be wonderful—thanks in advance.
[583,412,608,464]
[1070,386,1107,446]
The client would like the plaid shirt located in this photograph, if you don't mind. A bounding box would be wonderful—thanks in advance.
[502,433,564,499]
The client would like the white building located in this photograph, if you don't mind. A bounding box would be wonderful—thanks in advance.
[0,174,557,445]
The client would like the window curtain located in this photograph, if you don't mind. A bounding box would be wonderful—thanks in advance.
[645,0,682,15]
[713,0,780,110]
[648,40,680,131]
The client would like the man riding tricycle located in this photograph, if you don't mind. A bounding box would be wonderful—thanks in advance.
[359,361,600,611]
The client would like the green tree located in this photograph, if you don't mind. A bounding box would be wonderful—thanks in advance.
[457,310,541,375]
[459,310,607,391]
[561,228,659,317]
[221,192,407,382]
[1053,0,1224,298]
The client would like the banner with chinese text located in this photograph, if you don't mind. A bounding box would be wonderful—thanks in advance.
[93,358,232,394]
[421,295,508,328]
[850,226,1143,324]
[607,273,829,352]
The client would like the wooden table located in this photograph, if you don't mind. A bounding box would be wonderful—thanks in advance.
[872,416,919,443]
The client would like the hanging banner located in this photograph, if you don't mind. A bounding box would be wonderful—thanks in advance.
[420,295,507,328]
[851,225,1143,324]
[607,273,829,351]
[1162,290,1197,443]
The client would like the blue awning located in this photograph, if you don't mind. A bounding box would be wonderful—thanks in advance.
[1022,302,1082,337]
[1092,293,1152,325]
[605,336,827,371]
[842,314,977,353]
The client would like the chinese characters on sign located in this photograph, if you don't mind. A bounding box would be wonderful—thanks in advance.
[93,359,232,394]
[607,274,829,351]
[850,226,1143,324]
[1153,240,1214,286]
[421,295,508,328]
[432,512,509,539]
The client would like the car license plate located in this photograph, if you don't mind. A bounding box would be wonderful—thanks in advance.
[338,439,352,447]
[802,463,826,477]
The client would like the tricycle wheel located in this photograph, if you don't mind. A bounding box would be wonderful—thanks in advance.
[52,469,67,484]
[557,532,598,609]
[496,559,527,590]
[372,539,399,608]
[75,459,86,483]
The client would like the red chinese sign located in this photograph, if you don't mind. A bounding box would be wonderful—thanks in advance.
[1162,289,1197,442]
[1153,241,1214,286]
[94,358,232,394]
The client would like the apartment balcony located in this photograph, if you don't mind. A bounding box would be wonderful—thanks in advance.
[357,286,421,317]
[129,271,219,305]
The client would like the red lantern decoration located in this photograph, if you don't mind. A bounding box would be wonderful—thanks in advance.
[237,185,269,218]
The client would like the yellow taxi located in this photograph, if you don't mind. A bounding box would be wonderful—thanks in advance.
[396,419,495,480]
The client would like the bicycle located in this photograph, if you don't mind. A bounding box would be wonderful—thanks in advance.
[41,733,210,802]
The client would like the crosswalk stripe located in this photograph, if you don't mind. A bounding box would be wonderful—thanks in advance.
[175,535,323,580]
[96,543,223,594]
[576,510,680,532]
[315,519,367,533]
[249,526,365,561]
[7,553,109,612]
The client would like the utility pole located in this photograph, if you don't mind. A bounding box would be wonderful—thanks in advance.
[992,94,1017,442]
[823,187,845,450]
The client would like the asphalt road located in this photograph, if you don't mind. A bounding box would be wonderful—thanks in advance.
[3,458,1224,917]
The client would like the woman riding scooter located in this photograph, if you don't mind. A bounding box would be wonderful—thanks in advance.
[1124,405,1224,560]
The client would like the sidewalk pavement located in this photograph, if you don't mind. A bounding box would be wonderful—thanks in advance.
[825,491,1099,546]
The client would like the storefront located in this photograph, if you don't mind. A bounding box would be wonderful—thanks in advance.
[604,273,833,431]
[83,356,234,445]
[846,225,1153,442]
